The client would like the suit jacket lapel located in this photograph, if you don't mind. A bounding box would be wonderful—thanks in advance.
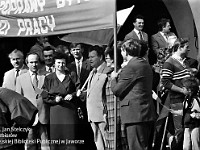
[133,30,139,40]
[88,63,106,94]
[25,72,35,91]
[158,32,167,45]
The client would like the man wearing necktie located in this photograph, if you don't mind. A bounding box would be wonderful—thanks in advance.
[2,49,28,91]
[151,18,177,92]
[42,46,55,73]
[85,45,112,150]
[67,43,95,150]
[16,52,50,150]
[124,15,148,42]
[151,18,177,56]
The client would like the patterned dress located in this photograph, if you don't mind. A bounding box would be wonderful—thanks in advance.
[105,73,128,150]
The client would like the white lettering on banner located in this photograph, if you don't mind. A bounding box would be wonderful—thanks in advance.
[57,0,90,8]
[0,20,10,35]
[17,15,56,36]
[0,0,45,15]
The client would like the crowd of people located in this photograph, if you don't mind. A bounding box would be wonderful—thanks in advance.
[0,14,200,150]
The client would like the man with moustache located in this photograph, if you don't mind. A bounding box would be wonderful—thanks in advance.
[16,52,50,150]
[2,49,28,91]
[151,18,177,74]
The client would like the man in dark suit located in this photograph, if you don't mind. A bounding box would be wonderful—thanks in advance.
[67,43,91,118]
[2,49,28,91]
[41,46,55,73]
[67,43,96,150]
[111,39,157,150]
[124,15,148,42]
[68,43,91,88]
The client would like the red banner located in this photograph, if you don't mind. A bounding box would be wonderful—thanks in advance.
[0,0,114,37]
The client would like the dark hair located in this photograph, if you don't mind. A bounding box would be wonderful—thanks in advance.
[54,52,68,62]
[43,46,55,53]
[172,38,189,52]
[182,77,199,96]
[133,15,144,23]
[88,45,104,57]
[104,47,123,68]
[157,18,170,31]
[122,39,148,57]
[69,43,82,49]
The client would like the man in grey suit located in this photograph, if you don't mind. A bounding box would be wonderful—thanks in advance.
[124,15,148,42]
[2,49,28,91]
[86,45,111,150]
[151,18,177,55]
[16,52,50,150]
[111,39,157,150]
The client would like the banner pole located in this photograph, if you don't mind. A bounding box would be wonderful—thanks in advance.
[113,0,118,149]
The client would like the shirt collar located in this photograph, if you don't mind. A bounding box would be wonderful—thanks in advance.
[29,70,38,76]
[96,62,105,72]
[75,57,83,63]
[134,28,140,35]
[172,53,186,62]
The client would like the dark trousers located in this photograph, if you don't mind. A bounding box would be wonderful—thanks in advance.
[126,121,154,150]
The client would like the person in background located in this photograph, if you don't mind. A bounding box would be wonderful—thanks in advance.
[29,36,51,65]
[2,49,28,91]
[111,39,156,150]
[104,46,128,150]
[151,18,177,74]
[16,52,50,150]
[42,46,55,73]
[67,43,95,149]
[56,44,74,64]
[182,77,200,150]
[124,15,148,42]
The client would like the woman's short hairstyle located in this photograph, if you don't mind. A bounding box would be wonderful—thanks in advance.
[172,38,189,52]
[54,52,68,62]
[104,46,123,68]
[122,39,148,57]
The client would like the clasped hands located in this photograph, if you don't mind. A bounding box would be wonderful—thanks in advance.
[55,94,73,102]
